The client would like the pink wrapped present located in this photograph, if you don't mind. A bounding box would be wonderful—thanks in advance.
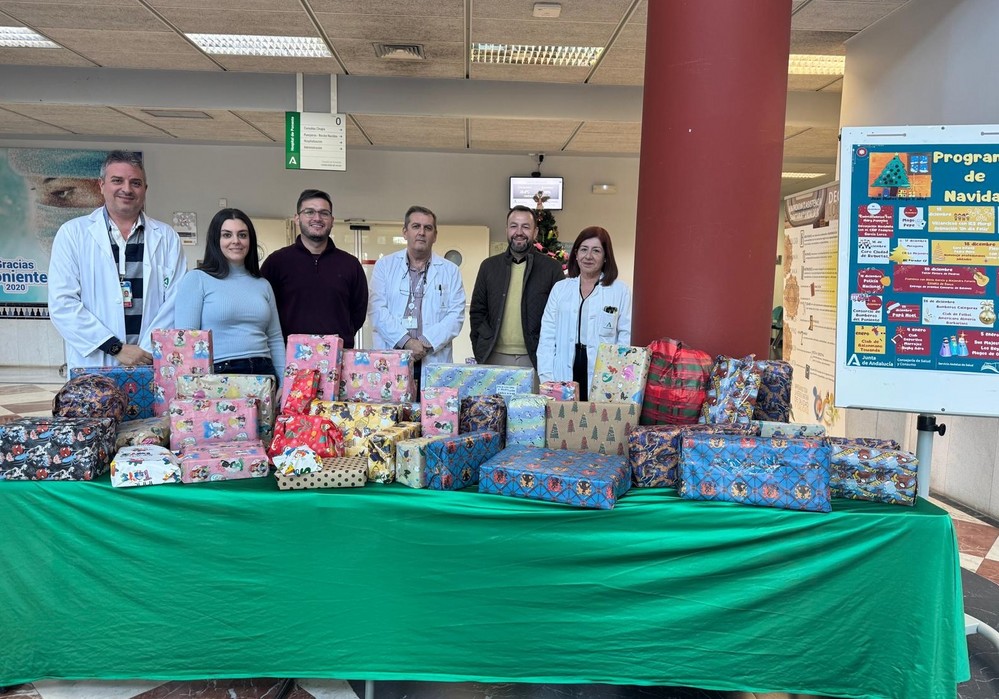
[179,440,270,483]
[539,381,579,401]
[151,329,213,416]
[168,397,259,451]
[341,349,416,403]
[281,334,343,409]
[421,387,459,436]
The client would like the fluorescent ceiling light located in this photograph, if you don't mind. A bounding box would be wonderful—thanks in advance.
[187,33,331,58]
[788,54,845,76]
[782,172,826,179]
[471,43,602,67]
[0,26,59,49]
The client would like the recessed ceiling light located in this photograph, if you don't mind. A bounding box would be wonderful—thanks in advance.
[142,109,213,119]
[186,33,331,58]
[788,54,845,76]
[533,3,562,18]
[471,43,602,67]
[782,172,826,179]
[0,26,59,49]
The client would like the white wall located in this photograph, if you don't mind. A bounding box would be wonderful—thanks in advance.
[839,0,999,516]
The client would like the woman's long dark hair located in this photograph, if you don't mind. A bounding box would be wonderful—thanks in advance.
[199,208,261,279]
[566,226,618,286]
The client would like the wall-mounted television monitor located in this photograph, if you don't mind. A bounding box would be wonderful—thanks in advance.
[510,176,563,210]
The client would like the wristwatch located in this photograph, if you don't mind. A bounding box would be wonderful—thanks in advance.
[107,339,123,356]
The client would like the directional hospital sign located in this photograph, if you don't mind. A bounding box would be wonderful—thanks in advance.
[285,111,346,171]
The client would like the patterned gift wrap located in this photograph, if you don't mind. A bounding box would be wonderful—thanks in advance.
[274,455,368,490]
[341,349,416,403]
[179,439,270,483]
[176,374,277,443]
[308,401,399,456]
[752,360,793,423]
[506,395,549,448]
[678,432,832,512]
[272,445,324,477]
[110,445,181,488]
[0,416,116,481]
[70,366,156,421]
[267,414,345,459]
[424,431,502,491]
[115,415,170,450]
[395,435,450,488]
[591,344,651,405]
[699,355,763,425]
[752,420,826,439]
[421,387,459,436]
[168,397,259,452]
[628,423,758,488]
[281,334,343,408]
[421,363,534,401]
[282,369,320,415]
[827,439,917,506]
[479,445,631,510]
[151,329,214,416]
[459,395,507,443]
[539,381,579,401]
[545,401,638,456]
[366,422,422,483]
[53,374,128,423]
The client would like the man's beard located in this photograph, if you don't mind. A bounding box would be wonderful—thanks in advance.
[299,220,330,243]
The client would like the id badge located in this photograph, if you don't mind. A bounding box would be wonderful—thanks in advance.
[121,280,133,308]
[402,315,417,329]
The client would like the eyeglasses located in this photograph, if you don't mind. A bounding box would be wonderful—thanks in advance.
[298,208,333,220]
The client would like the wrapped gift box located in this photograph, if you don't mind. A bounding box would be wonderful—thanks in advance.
[70,365,155,421]
[479,445,631,510]
[545,401,638,456]
[151,329,213,416]
[753,360,793,423]
[591,344,651,405]
[678,432,831,512]
[274,455,368,490]
[309,401,399,455]
[539,381,579,401]
[179,439,270,483]
[0,416,116,481]
[115,415,170,450]
[341,349,416,403]
[366,422,422,483]
[459,395,506,443]
[272,445,324,476]
[395,435,450,489]
[699,355,762,425]
[827,438,917,506]
[752,421,826,439]
[628,423,758,488]
[110,445,181,487]
[268,414,345,459]
[176,374,276,443]
[421,387,459,436]
[506,395,549,448]
[424,430,502,491]
[168,397,259,451]
[281,370,320,415]
[421,363,534,401]
[281,334,343,409]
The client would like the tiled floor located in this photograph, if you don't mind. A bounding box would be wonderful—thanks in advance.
[2,368,999,699]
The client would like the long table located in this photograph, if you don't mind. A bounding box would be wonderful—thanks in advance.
[0,475,969,699]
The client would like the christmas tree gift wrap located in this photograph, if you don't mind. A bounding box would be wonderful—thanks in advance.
[545,401,638,456]
[395,435,450,488]
[459,395,507,442]
[752,360,793,423]
[168,397,259,452]
[424,430,502,491]
[308,401,399,455]
[110,445,181,488]
[280,334,343,408]
[752,420,826,439]
[151,329,213,416]
[678,432,832,512]
[341,349,416,403]
[267,414,345,459]
[179,439,270,483]
[0,416,116,481]
[421,387,459,436]
[479,445,631,510]
[176,374,277,443]
[115,415,170,450]
[421,363,534,401]
[506,394,549,448]
[70,365,155,421]
[628,423,758,488]
[827,438,917,506]
[366,422,422,483]
[591,344,651,405]
[699,354,763,425]
[274,455,368,490]
[539,380,579,401]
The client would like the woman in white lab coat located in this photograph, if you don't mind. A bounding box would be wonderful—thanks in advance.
[536,226,632,400]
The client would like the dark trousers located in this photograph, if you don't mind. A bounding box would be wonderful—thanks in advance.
[213,356,278,381]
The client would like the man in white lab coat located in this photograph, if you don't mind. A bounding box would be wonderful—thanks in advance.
[48,150,187,370]
[369,205,465,386]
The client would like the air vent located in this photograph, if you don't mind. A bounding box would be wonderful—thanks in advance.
[373,43,426,61]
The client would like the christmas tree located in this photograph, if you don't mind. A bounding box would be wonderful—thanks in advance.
[533,190,567,268]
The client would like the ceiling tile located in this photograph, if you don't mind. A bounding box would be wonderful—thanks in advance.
[0,105,73,134]
[611,22,645,51]
[345,118,368,146]
[791,0,907,32]
[470,63,589,84]
[784,125,810,139]
[782,126,839,159]
[146,0,301,9]
[308,0,462,16]
[230,110,284,140]
[564,120,641,153]
[588,48,644,85]
[789,29,853,54]
[43,29,220,70]
[468,117,579,151]
[316,12,464,43]
[820,77,843,92]
[472,18,616,46]
[0,46,96,67]
[331,38,463,78]
[117,107,271,141]
[630,0,647,24]
[0,2,166,30]
[4,104,170,136]
[352,114,465,149]
[472,0,638,23]
[787,75,842,91]
[157,8,317,35]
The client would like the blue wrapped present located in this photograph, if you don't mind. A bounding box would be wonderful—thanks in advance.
[424,430,502,490]
[459,395,506,442]
[628,423,756,488]
[70,365,155,421]
[506,395,548,448]
[752,420,826,439]
[826,437,917,506]
[678,432,831,512]
[752,360,792,422]
[421,363,534,401]
[479,445,631,509]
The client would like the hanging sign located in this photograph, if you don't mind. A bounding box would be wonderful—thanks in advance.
[285,112,346,171]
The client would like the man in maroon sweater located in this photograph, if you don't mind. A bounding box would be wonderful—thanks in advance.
[261,189,368,347]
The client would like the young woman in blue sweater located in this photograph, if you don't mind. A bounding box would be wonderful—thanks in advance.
[174,208,285,380]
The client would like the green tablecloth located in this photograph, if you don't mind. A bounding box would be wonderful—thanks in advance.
[0,476,969,698]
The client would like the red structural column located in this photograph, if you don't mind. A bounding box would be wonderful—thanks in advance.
[632,0,792,358]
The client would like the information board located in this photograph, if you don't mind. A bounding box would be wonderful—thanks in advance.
[285,112,346,171]
[837,125,999,417]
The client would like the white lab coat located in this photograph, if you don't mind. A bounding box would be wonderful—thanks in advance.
[536,276,633,384]
[369,250,466,364]
[48,207,188,370]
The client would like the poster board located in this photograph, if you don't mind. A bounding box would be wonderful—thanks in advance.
[837,125,999,417]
